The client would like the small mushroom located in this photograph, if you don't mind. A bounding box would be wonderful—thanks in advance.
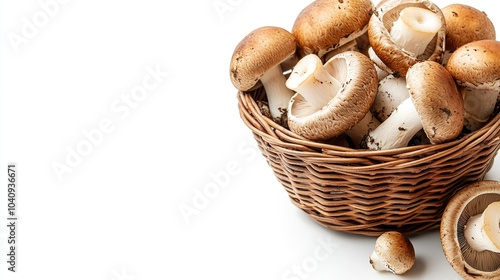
[441,4,496,65]
[440,180,500,279]
[364,60,464,150]
[229,26,296,125]
[445,40,500,131]
[368,0,446,76]
[286,51,378,141]
[369,231,415,275]
[291,0,374,59]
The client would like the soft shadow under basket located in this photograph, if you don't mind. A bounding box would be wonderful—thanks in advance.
[237,88,500,236]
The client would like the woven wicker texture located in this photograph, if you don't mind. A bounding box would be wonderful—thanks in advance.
[238,88,500,236]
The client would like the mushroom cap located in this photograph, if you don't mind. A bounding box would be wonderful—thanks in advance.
[368,0,446,76]
[288,51,378,141]
[406,60,464,144]
[291,0,374,58]
[373,231,415,274]
[442,4,496,52]
[446,40,500,90]
[229,26,296,92]
[440,180,500,279]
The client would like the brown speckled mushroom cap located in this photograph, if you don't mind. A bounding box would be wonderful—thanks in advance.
[287,51,377,141]
[442,4,496,52]
[440,180,500,279]
[371,231,415,274]
[229,26,296,92]
[368,0,446,76]
[406,61,464,144]
[291,0,374,58]
[446,40,500,90]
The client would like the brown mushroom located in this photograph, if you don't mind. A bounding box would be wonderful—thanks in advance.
[369,231,415,275]
[441,4,496,65]
[286,51,378,141]
[364,60,464,150]
[368,0,446,76]
[229,26,296,125]
[446,40,500,131]
[440,180,500,279]
[291,0,374,59]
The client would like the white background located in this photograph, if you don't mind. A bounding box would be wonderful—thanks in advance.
[0,0,498,279]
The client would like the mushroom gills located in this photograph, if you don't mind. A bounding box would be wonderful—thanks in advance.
[286,54,341,112]
[464,201,500,253]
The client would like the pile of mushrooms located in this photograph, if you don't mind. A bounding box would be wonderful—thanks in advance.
[230,0,499,150]
[229,0,500,277]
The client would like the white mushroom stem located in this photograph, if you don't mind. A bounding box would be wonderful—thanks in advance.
[365,98,422,150]
[286,54,342,110]
[260,64,296,119]
[390,7,442,56]
[464,201,500,253]
[346,112,380,148]
[462,87,499,131]
[371,75,409,122]
[370,250,392,273]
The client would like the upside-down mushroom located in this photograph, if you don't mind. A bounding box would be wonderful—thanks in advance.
[440,180,500,279]
[286,51,378,141]
[368,0,446,76]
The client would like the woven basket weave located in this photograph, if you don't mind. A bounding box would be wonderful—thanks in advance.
[238,88,500,236]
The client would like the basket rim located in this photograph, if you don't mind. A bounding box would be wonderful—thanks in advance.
[237,89,500,159]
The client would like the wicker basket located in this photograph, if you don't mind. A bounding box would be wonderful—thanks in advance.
[237,88,500,236]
